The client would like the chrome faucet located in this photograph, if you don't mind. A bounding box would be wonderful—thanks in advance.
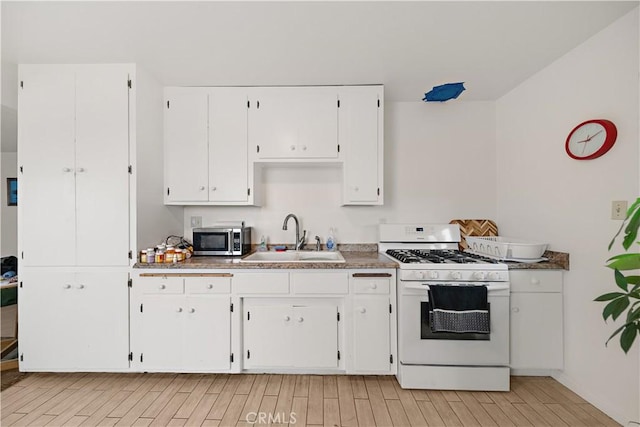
[282,213,307,250]
[315,236,321,251]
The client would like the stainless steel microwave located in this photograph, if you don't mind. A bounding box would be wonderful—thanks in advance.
[192,225,251,256]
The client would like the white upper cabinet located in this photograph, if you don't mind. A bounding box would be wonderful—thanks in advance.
[248,87,339,160]
[339,85,384,205]
[164,88,209,203]
[18,64,132,267]
[164,87,255,205]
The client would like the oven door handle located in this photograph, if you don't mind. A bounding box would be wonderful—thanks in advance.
[403,283,510,292]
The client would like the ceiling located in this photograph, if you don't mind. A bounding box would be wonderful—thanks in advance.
[1,1,638,103]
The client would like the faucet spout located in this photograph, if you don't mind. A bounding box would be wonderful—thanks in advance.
[282,213,306,250]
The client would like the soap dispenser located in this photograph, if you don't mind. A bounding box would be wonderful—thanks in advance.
[326,228,336,251]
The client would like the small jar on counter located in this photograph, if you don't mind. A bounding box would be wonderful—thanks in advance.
[175,249,185,262]
[140,251,147,263]
[155,247,165,263]
[146,248,155,263]
[165,246,175,263]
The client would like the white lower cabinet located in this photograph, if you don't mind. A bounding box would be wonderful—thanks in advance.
[509,270,563,372]
[19,269,129,371]
[243,302,339,369]
[131,268,395,374]
[135,275,232,372]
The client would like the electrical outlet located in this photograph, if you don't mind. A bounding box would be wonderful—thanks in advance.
[612,201,628,220]
[190,216,202,228]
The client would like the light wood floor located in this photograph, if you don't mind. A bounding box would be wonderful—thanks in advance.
[0,373,619,426]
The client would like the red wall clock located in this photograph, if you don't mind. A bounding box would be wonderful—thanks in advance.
[565,119,617,160]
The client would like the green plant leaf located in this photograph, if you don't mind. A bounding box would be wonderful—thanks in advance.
[614,269,628,292]
[603,297,630,321]
[620,323,639,354]
[607,253,640,271]
[623,205,640,250]
[605,323,628,346]
[594,292,625,302]
[625,276,640,285]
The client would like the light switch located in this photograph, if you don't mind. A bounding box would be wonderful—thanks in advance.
[612,201,628,220]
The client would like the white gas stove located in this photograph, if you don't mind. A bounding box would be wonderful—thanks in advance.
[380,223,511,392]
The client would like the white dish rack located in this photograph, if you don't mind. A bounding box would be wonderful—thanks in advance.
[466,236,548,260]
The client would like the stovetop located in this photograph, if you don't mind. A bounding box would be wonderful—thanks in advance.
[385,249,501,265]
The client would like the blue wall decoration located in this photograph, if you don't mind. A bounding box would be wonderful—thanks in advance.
[423,82,466,102]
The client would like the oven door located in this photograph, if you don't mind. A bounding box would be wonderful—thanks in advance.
[193,230,232,255]
[398,282,509,366]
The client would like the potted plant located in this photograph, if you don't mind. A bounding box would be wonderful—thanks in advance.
[595,198,640,353]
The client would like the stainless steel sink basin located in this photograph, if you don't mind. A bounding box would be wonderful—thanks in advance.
[240,251,345,263]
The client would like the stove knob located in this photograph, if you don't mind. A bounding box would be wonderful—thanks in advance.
[415,271,425,279]
[450,271,462,280]
[473,271,486,280]
[488,272,502,281]
[428,271,439,279]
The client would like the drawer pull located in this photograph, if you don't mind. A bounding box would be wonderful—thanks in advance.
[159,284,166,290]
[189,308,195,313]
[177,307,183,313]
[297,317,304,323]
[370,283,378,289]
[207,284,214,289]
[352,273,392,278]
[359,307,367,314]
[531,277,541,285]
[77,284,85,289]
[64,284,71,289]
[512,307,520,313]
[284,316,291,322]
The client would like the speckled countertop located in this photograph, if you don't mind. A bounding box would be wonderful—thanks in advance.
[134,245,397,270]
[133,245,569,271]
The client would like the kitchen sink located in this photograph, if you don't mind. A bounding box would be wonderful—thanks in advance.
[240,251,345,263]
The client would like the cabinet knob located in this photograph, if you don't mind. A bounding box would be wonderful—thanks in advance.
[77,284,85,289]
[199,186,205,191]
[211,187,217,192]
[159,284,166,290]
[512,307,520,313]
[207,284,213,289]
[297,317,304,323]
[62,167,72,173]
[189,308,195,313]
[77,167,85,173]
[290,145,296,151]
[531,277,540,285]
[354,186,359,192]
[177,307,183,313]
[370,283,378,289]
[63,284,71,289]
[302,145,307,151]
[359,307,367,314]
[284,316,291,321]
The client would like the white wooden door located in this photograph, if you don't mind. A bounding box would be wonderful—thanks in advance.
[19,270,129,371]
[339,86,382,204]
[352,297,390,372]
[75,66,131,266]
[140,295,184,370]
[209,88,249,203]
[164,88,209,202]
[18,66,76,266]
[293,305,338,368]
[183,296,231,370]
[244,304,292,368]
[510,293,563,370]
[249,87,338,159]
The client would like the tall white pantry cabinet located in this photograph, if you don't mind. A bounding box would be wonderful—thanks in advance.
[17,64,137,371]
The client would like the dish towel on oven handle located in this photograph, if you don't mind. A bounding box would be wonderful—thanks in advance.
[428,284,490,334]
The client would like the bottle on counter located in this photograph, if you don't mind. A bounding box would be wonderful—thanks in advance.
[140,251,147,263]
[146,248,155,263]
[155,246,165,263]
[259,235,267,252]
[165,246,175,263]
[326,228,336,251]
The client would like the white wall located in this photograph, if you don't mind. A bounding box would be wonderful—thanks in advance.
[1,153,17,257]
[183,101,498,244]
[135,66,183,250]
[496,8,639,425]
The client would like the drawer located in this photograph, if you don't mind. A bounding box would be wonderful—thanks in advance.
[233,272,289,294]
[291,272,348,294]
[186,276,231,294]
[139,276,184,294]
[510,270,562,293]
[352,278,390,294]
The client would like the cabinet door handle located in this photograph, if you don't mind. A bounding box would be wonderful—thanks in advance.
[207,284,213,289]
[159,284,166,290]
[370,283,378,289]
[77,284,85,289]
[77,167,85,173]
[63,284,71,289]
[189,308,195,313]
[297,317,304,323]
[199,186,205,191]
[354,186,359,192]
[531,277,540,285]
[512,307,520,313]
[62,167,73,173]
[302,145,307,151]
[359,307,367,314]
[284,316,291,321]
[211,187,217,192]
[177,307,183,313]
[290,145,296,151]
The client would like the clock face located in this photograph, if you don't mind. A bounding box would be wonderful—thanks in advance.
[565,119,617,160]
